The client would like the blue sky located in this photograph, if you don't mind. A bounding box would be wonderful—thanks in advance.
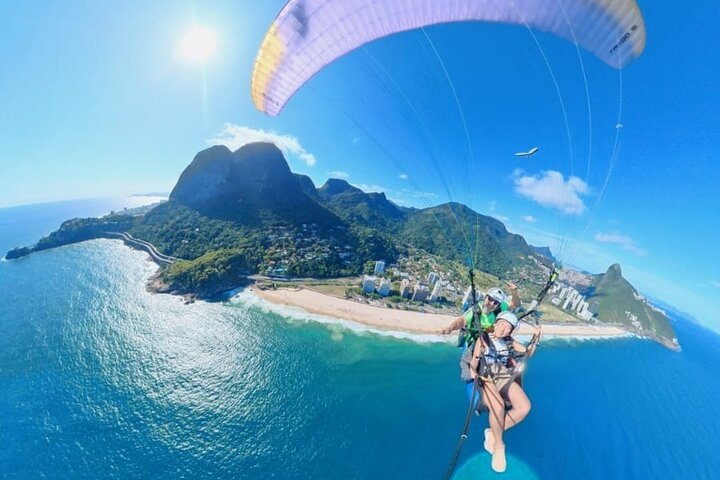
[1,1,718,332]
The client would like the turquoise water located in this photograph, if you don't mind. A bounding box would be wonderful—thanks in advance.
[1,200,719,479]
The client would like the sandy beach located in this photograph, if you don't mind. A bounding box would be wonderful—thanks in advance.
[250,286,628,338]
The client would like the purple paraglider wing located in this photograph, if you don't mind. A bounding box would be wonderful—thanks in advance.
[251,0,646,116]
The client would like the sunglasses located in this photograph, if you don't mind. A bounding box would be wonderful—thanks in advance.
[484,295,500,306]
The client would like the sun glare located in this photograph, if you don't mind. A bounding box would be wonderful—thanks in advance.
[178,25,218,64]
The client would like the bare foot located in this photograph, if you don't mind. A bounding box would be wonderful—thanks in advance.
[491,444,507,473]
[483,428,494,454]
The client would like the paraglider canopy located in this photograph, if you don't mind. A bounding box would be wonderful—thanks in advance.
[251,0,646,116]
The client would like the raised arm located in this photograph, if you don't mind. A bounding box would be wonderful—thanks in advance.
[506,281,521,311]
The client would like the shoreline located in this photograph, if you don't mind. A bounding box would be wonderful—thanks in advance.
[3,217,680,349]
[6,238,674,347]
[248,286,629,339]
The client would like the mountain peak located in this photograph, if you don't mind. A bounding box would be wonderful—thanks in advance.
[204,144,233,156]
[169,142,331,225]
[589,262,679,349]
[233,142,289,163]
[606,263,623,278]
[318,178,363,197]
[530,245,556,262]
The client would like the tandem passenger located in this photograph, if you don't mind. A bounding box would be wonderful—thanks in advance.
[467,311,536,473]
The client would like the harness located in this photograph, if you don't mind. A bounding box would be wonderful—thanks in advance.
[489,265,559,379]
[482,339,515,369]
[473,331,518,385]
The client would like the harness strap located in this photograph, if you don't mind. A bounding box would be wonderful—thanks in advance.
[518,265,560,323]
[443,269,484,480]
[442,375,479,480]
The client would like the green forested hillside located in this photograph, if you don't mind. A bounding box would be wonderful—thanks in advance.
[588,264,679,349]
[6,143,540,296]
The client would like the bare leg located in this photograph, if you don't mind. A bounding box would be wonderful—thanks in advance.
[503,382,532,430]
[484,380,533,458]
[482,381,507,472]
[483,381,505,445]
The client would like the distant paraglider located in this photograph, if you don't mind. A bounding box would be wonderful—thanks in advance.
[514,147,539,158]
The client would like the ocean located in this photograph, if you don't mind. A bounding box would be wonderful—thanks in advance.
[1,198,719,479]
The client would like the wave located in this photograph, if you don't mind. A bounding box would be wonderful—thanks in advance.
[541,333,634,346]
[226,290,633,346]
[229,289,448,344]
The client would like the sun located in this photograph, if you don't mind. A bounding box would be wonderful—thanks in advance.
[177,25,218,64]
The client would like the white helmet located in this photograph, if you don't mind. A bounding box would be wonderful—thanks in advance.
[496,311,518,329]
[486,287,506,304]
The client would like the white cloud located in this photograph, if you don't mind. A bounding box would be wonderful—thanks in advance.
[622,244,648,256]
[514,170,588,215]
[208,124,317,167]
[489,201,497,212]
[595,232,647,257]
[521,215,537,223]
[595,233,633,244]
[399,188,439,200]
[385,188,441,208]
[357,183,389,194]
[328,171,350,179]
[494,215,510,222]
[398,173,408,180]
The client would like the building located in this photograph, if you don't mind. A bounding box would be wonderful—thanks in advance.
[400,279,412,299]
[570,294,583,311]
[378,278,391,297]
[557,285,569,300]
[412,284,430,302]
[362,276,376,294]
[577,301,593,320]
[426,272,439,287]
[374,261,385,276]
[576,300,589,316]
[562,289,579,310]
[553,282,595,320]
[270,266,288,277]
[429,281,443,302]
